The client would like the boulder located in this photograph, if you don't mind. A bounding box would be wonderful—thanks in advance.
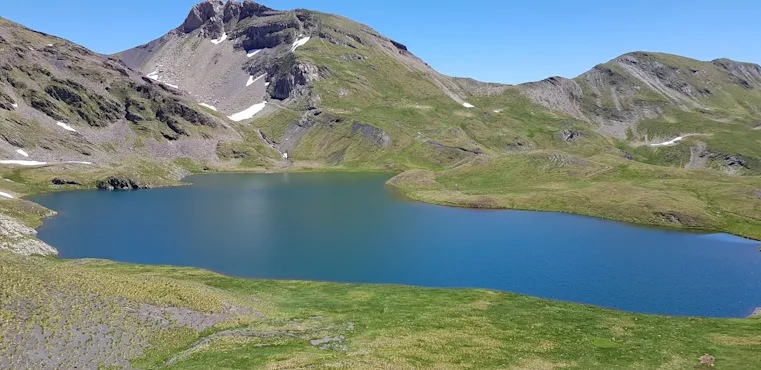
[699,354,715,367]
[559,130,583,142]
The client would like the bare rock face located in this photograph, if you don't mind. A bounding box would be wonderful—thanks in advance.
[0,214,57,256]
[351,122,392,148]
[181,0,223,33]
[270,62,321,100]
[520,76,586,120]
[712,58,761,88]
[224,0,272,22]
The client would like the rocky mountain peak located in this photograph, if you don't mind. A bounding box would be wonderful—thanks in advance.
[181,1,224,33]
[182,0,274,33]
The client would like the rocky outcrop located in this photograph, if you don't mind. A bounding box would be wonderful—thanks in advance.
[426,140,483,156]
[700,151,749,169]
[711,58,761,88]
[0,214,57,256]
[239,22,299,51]
[351,123,391,148]
[0,90,16,111]
[270,61,321,100]
[223,0,273,22]
[51,178,80,185]
[559,130,583,142]
[96,177,147,191]
[181,0,222,33]
[754,189,761,199]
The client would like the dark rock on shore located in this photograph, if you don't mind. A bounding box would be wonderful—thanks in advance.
[96,177,146,191]
[51,178,80,186]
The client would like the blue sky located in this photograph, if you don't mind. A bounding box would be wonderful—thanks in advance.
[2,0,759,84]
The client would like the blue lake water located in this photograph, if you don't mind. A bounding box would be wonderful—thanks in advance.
[30,172,761,317]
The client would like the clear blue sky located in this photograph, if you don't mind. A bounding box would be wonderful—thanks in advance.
[2,0,759,84]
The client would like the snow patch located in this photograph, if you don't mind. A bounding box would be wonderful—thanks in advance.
[145,71,178,89]
[15,149,29,157]
[649,136,684,147]
[56,122,76,132]
[0,160,91,166]
[0,192,13,199]
[247,74,265,87]
[463,102,475,108]
[46,43,53,47]
[247,49,261,57]
[265,82,270,87]
[65,161,93,165]
[0,160,47,166]
[199,103,217,111]
[228,102,267,122]
[211,32,228,45]
[291,36,311,52]
[11,103,18,109]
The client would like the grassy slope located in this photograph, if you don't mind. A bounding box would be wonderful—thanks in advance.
[389,152,761,240]
[1,251,760,369]
[283,33,761,238]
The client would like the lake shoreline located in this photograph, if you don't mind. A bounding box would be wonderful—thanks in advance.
[30,172,761,318]
[385,179,761,242]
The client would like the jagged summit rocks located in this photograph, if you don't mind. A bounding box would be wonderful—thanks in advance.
[181,1,223,34]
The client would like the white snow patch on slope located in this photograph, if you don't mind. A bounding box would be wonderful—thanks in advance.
[65,161,93,165]
[228,102,267,122]
[247,74,265,87]
[463,102,475,108]
[199,103,218,111]
[265,82,270,87]
[291,36,311,52]
[145,71,178,89]
[247,49,261,57]
[0,160,47,166]
[15,149,28,157]
[211,32,228,45]
[0,192,13,199]
[649,136,684,147]
[0,160,92,166]
[11,103,18,108]
[56,122,76,132]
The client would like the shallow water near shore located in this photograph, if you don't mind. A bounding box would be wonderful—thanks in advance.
[30,172,761,317]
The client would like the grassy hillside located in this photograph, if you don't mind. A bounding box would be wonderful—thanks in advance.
[1,251,760,369]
